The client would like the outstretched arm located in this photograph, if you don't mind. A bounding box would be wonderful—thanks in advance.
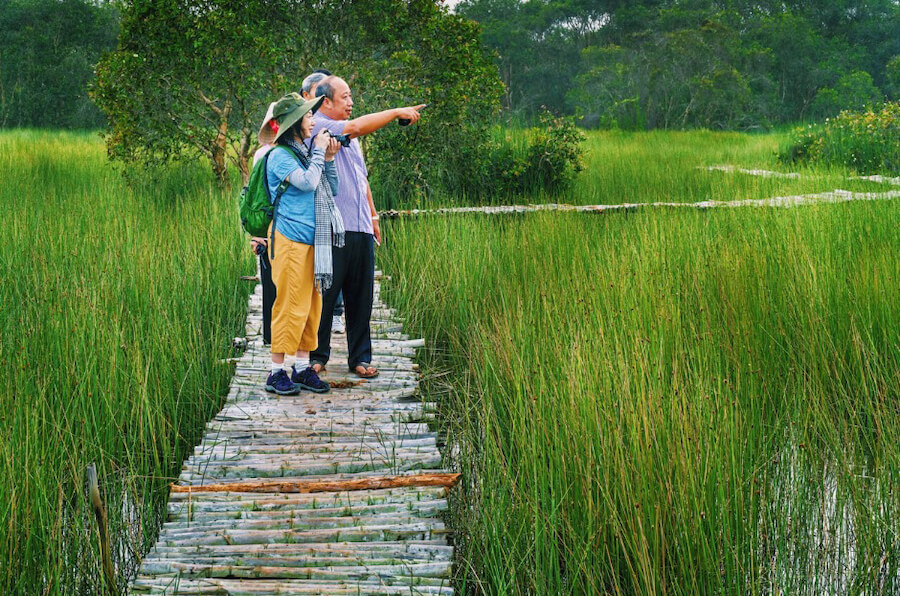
[343,104,426,138]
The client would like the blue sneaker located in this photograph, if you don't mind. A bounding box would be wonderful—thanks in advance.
[292,365,330,394]
[265,369,300,395]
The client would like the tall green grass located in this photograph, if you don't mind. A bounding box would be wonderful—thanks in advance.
[780,102,900,175]
[0,130,250,593]
[380,201,900,593]
[397,129,891,209]
[571,129,891,206]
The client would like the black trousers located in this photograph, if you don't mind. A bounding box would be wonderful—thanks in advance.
[311,231,374,369]
[259,249,276,345]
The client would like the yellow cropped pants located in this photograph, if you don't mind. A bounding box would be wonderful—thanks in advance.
[269,226,321,355]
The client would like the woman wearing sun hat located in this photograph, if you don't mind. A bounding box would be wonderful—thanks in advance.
[264,92,345,396]
[249,99,279,346]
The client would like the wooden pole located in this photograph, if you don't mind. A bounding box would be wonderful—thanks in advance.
[170,472,461,494]
[86,464,116,595]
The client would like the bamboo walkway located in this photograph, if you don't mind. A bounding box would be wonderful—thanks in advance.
[131,274,455,595]
[381,166,900,220]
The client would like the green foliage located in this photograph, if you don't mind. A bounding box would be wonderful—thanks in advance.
[457,0,607,115]
[463,0,900,128]
[780,102,900,174]
[483,112,584,197]
[810,70,883,120]
[570,17,768,130]
[93,0,504,194]
[886,55,900,99]
[0,0,118,128]
[381,199,900,593]
[0,130,249,593]
[401,111,586,205]
[93,0,295,186]
[343,3,504,206]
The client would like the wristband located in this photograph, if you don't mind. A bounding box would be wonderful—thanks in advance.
[371,214,380,221]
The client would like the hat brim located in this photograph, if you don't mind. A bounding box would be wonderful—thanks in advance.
[272,95,325,143]
[257,101,278,146]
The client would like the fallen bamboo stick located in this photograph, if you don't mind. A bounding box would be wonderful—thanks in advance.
[86,464,116,595]
[171,472,460,494]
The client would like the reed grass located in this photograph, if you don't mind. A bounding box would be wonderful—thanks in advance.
[3,126,897,594]
[469,129,890,208]
[0,130,251,593]
[380,195,900,592]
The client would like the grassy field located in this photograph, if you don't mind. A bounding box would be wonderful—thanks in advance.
[480,128,891,208]
[380,132,900,593]
[0,130,250,593]
[2,128,897,594]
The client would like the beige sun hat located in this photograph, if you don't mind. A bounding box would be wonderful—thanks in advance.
[258,93,325,145]
[256,100,279,145]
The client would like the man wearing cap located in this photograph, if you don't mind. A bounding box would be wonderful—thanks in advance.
[309,75,424,379]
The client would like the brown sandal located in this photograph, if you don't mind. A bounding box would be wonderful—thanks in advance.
[352,363,379,379]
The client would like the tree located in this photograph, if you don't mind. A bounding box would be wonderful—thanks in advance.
[570,12,770,130]
[457,0,609,116]
[886,55,900,99]
[93,0,502,195]
[810,70,884,120]
[0,0,118,129]
[93,0,299,185]
[460,0,900,127]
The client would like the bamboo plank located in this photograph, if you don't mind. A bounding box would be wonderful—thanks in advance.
[140,555,447,569]
[167,486,448,506]
[137,561,451,581]
[178,458,443,481]
[132,279,454,594]
[167,500,448,523]
[147,542,453,559]
[193,436,438,457]
[172,473,460,494]
[195,426,435,440]
[162,517,448,537]
[183,449,441,469]
[158,522,447,546]
[132,578,453,595]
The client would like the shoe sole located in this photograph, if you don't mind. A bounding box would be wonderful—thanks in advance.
[296,381,330,394]
[265,383,301,395]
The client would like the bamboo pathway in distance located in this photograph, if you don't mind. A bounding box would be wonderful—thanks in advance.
[130,273,455,595]
[381,167,900,220]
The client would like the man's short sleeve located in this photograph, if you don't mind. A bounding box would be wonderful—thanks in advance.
[311,116,346,139]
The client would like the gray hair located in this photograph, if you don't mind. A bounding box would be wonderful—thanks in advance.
[315,76,337,100]
[301,72,327,95]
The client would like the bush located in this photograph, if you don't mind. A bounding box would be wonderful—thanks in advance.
[810,71,883,120]
[780,102,900,174]
[457,111,584,203]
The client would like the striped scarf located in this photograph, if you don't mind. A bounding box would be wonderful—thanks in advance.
[287,139,345,293]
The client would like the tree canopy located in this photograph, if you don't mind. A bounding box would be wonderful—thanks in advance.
[0,0,118,129]
[459,0,900,128]
[92,0,503,193]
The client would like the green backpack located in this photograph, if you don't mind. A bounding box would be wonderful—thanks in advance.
[238,147,293,257]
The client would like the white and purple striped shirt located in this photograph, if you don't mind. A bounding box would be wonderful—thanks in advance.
[311,114,373,235]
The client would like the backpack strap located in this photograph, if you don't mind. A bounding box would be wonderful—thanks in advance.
[266,146,296,261]
[268,180,289,260]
